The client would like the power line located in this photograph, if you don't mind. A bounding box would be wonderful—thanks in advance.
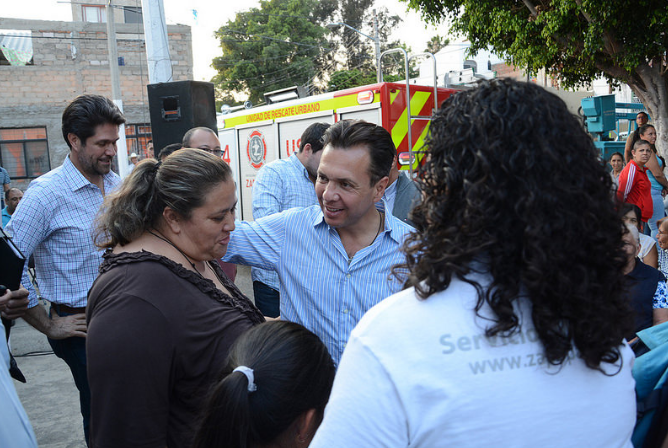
[223,59,312,83]
[236,11,321,21]
[212,49,319,67]
[218,29,331,51]
[0,33,144,43]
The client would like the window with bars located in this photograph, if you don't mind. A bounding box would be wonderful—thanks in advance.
[125,124,152,159]
[0,127,51,179]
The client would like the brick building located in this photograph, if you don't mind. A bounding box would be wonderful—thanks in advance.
[0,3,192,189]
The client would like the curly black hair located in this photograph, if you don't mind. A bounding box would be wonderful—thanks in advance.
[402,78,632,370]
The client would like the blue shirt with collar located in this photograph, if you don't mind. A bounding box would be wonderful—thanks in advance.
[2,206,11,228]
[251,154,319,290]
[6,156,121,308]
[224,202,413,364]
[0,167,10,209]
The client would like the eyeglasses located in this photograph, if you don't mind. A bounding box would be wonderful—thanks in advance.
[200,148,223,157]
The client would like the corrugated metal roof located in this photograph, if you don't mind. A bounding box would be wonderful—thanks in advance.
[0,30,33,66]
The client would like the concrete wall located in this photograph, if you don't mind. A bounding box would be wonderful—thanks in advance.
[0,17,192,187]
[71,0,140,23]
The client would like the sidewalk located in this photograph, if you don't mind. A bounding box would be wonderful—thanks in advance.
[10,265,255,447]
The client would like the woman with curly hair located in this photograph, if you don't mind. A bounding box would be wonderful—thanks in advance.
[310,79,636,447]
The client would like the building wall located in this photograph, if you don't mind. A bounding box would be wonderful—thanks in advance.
[0,17,192,189]
[70,0,140,23]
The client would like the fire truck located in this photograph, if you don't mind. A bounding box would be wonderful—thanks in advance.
[219,80,458,221]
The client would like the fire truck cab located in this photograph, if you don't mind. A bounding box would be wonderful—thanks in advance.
[219,81,457,221]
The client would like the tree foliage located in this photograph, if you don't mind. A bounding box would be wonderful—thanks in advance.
[403,0,666,88]
[327,69,403,91]
[212,0,336,105]
[326,6,418,90]
[337,0,375,71]
[328,69,376,91]
[425,35,449,54]
[402,0,668,155]
[213,0,425,104]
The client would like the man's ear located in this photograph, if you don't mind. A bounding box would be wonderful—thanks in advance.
[68,133,81,151]
[303,143,312,156]
[373,176,389,202]
[162,207,182,234]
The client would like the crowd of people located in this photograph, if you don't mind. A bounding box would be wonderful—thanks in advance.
[613,110,668,342]
[1,78,664,447]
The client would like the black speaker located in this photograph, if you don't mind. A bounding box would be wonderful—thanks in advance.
[147,81,217,158]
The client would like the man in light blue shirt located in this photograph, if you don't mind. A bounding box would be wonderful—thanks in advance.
[1,188,23,228]
[0,166,10,209]
[7,95,125,444]
[251,122,330,317]
[225,120,414,364]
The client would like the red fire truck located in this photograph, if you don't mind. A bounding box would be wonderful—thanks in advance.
[219,81,458,220]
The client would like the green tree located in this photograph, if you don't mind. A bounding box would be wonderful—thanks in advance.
[337,0,375,72]
[215,92,242,114]
[328,69,373,91]
[402,0,668,156]
[212,0,336,105]
[425,35,449,54]
[327,6,418,91]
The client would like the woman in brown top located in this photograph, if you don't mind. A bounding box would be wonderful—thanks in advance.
[87,148,264,448]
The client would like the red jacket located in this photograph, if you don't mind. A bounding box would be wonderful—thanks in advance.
[617,160,652,222]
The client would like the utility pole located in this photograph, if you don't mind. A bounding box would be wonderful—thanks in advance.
[373,9,381,83]
[326,14,382,83]
[106,0,129,178]
[141,0,172,84]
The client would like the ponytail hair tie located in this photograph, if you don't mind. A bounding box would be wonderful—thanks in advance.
[233,366,257,392]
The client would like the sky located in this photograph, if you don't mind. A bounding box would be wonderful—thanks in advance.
[3,0,446,81]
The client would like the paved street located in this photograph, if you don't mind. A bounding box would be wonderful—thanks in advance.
[10,265,254,447]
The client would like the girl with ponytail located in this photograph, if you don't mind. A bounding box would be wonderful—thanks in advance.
[193,321,335,448]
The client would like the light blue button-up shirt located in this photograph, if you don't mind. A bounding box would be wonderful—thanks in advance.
[0,320,37,447]
[224,203,413,364]
[251,154,318,291]
[6,156,121,308]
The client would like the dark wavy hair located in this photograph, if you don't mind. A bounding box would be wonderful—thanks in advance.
[192,321,335,448]
[299,122,330,154]
[402,78,632,370]
[609,151,624,163]
[322,119,396,185]
[631,124,656,151]
[620,203,642,231]
[639,124,655,139]
[61,94,125,149]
